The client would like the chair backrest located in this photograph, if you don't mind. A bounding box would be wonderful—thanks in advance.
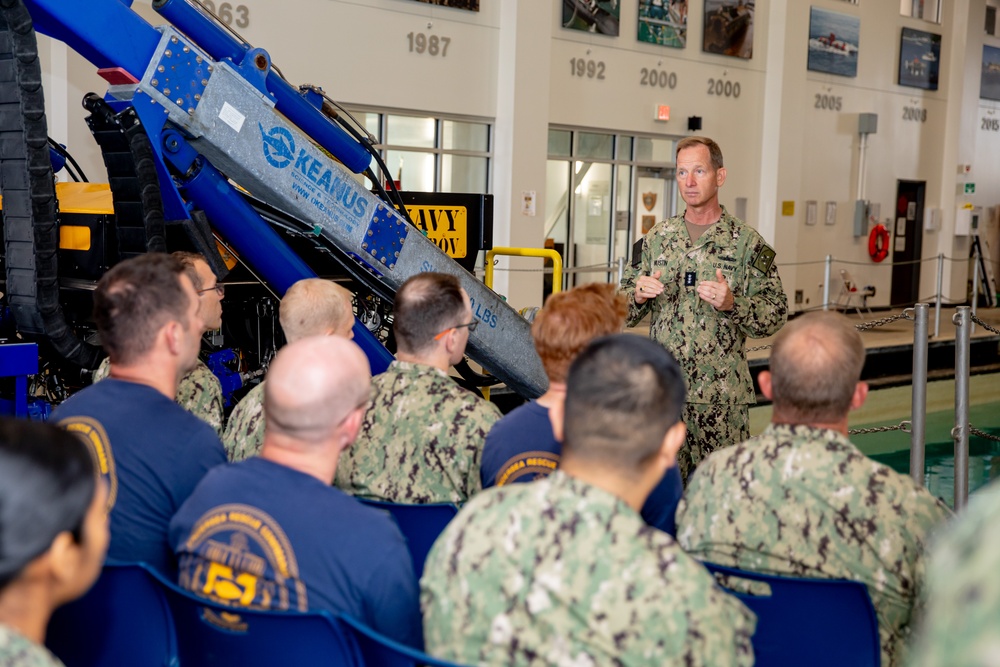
[358,499,458,578]
[46,561,179,667]
[840,268,857,290]
[148,567,363,667]
[703,562,881,667]
[339,614,469,667]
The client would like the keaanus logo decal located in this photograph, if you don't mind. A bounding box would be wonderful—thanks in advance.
[260,124,295,169]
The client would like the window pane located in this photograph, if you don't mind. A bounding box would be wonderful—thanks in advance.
[616,136,634,161]
[441,155,488,193]
[612,166,632,266]
[354,112,381,142]
[545,160,570,296]
[548,130,572,157]
[386,115,435,148]
[442,121,489,151]
[635,137,674,163]
[572,161,612,285]
[385,150,435,192]
[576,132,614,160]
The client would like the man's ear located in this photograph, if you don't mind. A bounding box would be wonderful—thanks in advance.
[163,320,183,356]
[758,370,774,401]
[659,420,687,469]
[549,397,565,444]
[716,166,727,187]
[45,531,77,588]
[850,381,869,411]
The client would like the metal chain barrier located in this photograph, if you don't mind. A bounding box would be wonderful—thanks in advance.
[970,426,1000,443]
[971,314,1000,336]
[853,312,912,332]
[849,421,911,437]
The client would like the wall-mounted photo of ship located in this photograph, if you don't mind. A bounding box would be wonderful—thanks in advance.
[898,27,941,91]
[703,0,753,59]
[807,6,859,77]
[981,45,1000,101]
[638,0,687,48]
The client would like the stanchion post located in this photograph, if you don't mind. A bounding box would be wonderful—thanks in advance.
[910,303,928,486]
[952,306,971,510]
[616,256,625,287]
[971,245,980,332]
[935,253,944,338]
[823,255,832,311]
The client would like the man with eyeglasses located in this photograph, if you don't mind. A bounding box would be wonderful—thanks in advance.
[92,251,227,436]
[334,272,501,505]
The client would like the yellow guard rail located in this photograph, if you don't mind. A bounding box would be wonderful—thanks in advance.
[484,247,563,295]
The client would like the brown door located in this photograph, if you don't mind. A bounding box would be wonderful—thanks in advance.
[891,180,925,307]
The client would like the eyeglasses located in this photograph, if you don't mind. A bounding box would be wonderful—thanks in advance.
[197,283,225,297]
[433,319,479,341]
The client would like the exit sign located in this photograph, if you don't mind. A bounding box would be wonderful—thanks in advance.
[965,183,976,194]
[656,105,670,121]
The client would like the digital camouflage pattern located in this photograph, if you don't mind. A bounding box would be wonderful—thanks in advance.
[0,624,65,667]
[621,208,787,477]
[334,360,501,504]
[223,381,265,462]
[676,423,951,667]
[680,401,749,483]
[909,480,1000,667]
[421,471,756,667]
[93,357,225,436]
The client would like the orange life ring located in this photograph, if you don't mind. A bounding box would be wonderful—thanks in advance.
[868,224,889,262]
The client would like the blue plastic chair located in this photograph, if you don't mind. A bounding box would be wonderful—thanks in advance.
[339,614,469,667]
[148,566,364,666]
[703,561,881,667]
[46,561,179,667]
[358,499,458,578]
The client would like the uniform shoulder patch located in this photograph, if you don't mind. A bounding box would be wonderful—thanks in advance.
[751,243,776,274]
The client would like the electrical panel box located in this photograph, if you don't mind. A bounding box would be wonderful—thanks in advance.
[858,113,878,134]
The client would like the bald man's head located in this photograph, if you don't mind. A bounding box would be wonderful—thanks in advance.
[768,312,865,423]
[279,279,355,343]
[263,336,371,447]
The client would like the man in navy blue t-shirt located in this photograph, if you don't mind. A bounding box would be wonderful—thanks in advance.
[52,253,225,573]
[169,336,422,648]
[480,284,683,535]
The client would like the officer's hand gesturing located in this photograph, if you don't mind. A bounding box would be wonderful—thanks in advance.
[634,271,663,304]
[697,269,734,311]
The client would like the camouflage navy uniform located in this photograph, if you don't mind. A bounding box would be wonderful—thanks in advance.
[222,381,265,462]
[421,470,756,666]
[621,207,787,480]
[334,360,501,504]
[0,624,65,666]
[93,357,225,437]
[909,479,1000,667]
[675,423,951,667]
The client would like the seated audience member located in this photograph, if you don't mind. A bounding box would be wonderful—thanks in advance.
[52,253,226,573]
[676,311,950,667]
[480,283,685,534]
[335,272,501,504]
[170,336,421,647]
[93,251,226,435]
[0,419,109,666]
[224,278,355,461]
[910,480,1000,667]
[422,335,755,666]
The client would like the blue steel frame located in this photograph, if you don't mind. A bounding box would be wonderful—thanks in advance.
[23,0,393,372]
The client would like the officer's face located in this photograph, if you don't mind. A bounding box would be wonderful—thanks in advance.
[194,259,223,331]
[676,145,726,209]
[448,289,474,366]
[178,273,205,373]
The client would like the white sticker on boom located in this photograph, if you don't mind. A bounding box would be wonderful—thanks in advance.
[219,102,245,133]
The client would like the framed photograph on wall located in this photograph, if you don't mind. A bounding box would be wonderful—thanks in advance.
[807,7,860,77]
[703,0,754,59]
[563,0,620,36]
[982,45,1000,101]
[638,0,687,48]
[898,27,941,90]
[409,0,478,9]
